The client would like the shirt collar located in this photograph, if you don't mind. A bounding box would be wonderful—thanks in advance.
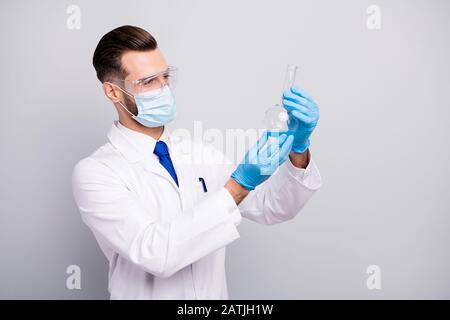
[115,121,172,159]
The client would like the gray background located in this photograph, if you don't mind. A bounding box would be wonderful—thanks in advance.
[0,0,449,299]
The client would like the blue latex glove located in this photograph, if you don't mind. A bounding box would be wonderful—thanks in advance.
[231,131,294,191]
[282,86,319,153]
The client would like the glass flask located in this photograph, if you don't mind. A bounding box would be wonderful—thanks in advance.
[263,64,298,132]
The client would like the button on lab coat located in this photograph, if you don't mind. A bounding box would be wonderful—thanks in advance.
[72,121,321,299]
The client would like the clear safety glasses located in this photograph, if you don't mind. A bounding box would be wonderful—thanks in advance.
[112,66,178,96]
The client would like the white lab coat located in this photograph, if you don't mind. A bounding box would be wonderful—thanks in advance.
[72,121,321,299]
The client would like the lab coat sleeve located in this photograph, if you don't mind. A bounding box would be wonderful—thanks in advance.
[234,155,322,225]
[72,157,241,278]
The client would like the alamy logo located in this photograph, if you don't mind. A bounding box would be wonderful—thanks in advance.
[66,265,81,290]
[66,5,81,30]
[366,265,381,290]
[366,5,381,30]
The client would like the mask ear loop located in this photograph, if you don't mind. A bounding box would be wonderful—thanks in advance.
[108,82,138,119]
[118,101,138,119]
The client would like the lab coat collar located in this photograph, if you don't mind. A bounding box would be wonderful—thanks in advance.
[107,121,189,202]
[108,120,184,163]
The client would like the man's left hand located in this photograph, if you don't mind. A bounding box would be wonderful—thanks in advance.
[282,86,319,153]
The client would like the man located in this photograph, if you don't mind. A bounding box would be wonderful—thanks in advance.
[72,25,321,299]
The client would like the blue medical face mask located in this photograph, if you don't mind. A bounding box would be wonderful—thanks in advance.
[118,85,176,128]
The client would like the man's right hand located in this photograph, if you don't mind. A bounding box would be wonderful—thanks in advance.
[230,131,294,191]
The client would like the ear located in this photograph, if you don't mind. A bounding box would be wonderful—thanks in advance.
[103,82,123,103]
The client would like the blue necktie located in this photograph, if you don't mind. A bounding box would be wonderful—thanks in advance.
[153,141,179,187]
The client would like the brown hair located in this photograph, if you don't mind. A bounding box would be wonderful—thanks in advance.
[92,25,158,83]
